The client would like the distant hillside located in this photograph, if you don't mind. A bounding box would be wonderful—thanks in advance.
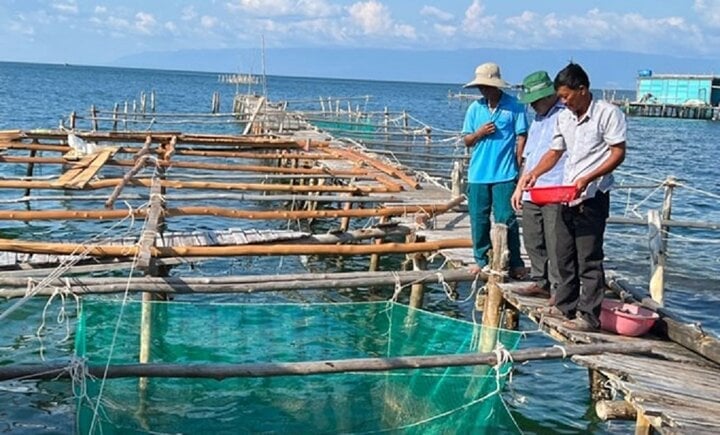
[112,47,720,90]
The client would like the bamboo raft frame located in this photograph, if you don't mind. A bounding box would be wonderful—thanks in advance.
[2,96,720,434]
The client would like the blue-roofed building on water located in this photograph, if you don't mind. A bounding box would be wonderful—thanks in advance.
[616,70,720,120]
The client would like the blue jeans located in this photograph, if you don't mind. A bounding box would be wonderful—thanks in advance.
[467,181,524,268]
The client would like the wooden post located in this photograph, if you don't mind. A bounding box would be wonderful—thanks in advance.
[589,368,612,401]
[112,103,119,131]
[502,305,519,330]
[123,101,128,130]
[451,160,463,199]
[479,224,508,352]
[24,142,38,198]
[338,193,356,232]
[383,107,389,139]
[648,210,665,306]
[409,253,427,308]
[368,216,389,272]
[635,410,652,435]
[90,105,98,131]
[661,176,676,246]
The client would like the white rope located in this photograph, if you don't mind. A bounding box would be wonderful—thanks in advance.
[390,272,403,302]
[552,344,568,359]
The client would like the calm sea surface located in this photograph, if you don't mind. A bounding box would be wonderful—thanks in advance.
[1,61,719,434]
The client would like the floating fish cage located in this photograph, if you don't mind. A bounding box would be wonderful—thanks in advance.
[75,299,522,434]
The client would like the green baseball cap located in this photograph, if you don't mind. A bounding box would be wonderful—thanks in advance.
[519,70,556,104]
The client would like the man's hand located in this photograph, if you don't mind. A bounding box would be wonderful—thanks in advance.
[511,186,523,212]
[477,122,496,138]
[464,122,496,146]
[518,171,537,191]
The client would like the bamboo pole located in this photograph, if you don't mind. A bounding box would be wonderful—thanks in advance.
[0,201,456,221]
[0,238,472,259]
[0,342,654,381]
[330,148,420,189]
[0,178,393,193]
[0,155,370,177]
[105,136,154,209]
[3,192,407,204]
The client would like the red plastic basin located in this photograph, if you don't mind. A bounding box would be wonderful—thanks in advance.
[527,185,578,205]
[600,300,659,337]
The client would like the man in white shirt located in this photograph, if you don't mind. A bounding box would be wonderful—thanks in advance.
[519,63,626,332]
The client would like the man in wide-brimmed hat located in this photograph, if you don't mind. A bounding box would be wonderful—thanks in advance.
[461,62,528,278]
[511,71,566,302]
[519,63,627,332]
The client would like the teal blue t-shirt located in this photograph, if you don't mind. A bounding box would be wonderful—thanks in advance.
[462,92,528,184]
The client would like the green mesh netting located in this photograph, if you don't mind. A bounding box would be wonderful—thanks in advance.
[75,298,523,434]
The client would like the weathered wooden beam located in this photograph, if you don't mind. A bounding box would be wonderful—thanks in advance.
[595,400,637,421]
[0,342,655,381]
[0,269,478,298]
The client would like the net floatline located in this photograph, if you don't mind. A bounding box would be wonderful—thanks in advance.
[75,299,522,434]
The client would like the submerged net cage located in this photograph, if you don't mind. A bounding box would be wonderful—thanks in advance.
[75,299,523,434]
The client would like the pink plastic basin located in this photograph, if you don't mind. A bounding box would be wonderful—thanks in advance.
[527,185,578,205]
[600,300,659,337]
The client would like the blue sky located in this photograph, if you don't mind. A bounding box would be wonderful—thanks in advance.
[2,0,720,81]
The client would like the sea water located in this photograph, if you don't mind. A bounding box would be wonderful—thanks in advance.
[1,61,719,434]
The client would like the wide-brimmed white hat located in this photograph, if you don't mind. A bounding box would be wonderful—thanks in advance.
[463,62,510,88]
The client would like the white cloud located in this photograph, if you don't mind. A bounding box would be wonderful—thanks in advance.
[694,0,720,27]
[433,23,456,37]
[200,15,219,29]
[462,0,495,37]
[348,1,391,34]
[52,1,78,15]
[134,12,157,35]
[165,21,178,33]
[181,6,197,21]
[420,5,453,22]
[347,0,415,38]
[500,8,701,55]
[9,16,35,36]
[226,0,339,17]
[94,6,107,14]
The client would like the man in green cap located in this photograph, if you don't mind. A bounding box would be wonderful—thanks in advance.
[511,71,566,301]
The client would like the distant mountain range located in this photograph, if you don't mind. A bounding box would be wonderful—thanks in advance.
[112,47,720,90]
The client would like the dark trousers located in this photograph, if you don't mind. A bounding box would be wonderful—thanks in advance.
[553,191,610,328]
[521,201,562,291]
